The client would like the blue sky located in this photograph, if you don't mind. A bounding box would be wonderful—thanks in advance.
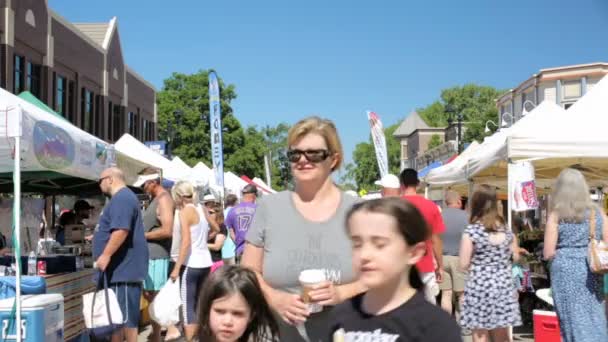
[50,0,608,169]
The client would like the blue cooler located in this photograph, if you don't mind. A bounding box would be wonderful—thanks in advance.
[0,294,64,341]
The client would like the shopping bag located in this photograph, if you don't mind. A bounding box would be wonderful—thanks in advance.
[82,272,124,339]
[149,278,181,326]
[588,208,608,274]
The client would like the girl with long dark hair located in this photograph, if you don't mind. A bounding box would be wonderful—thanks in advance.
[327,198,461,341]
[198,265,279,342]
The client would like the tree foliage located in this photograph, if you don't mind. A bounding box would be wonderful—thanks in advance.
[417,84,503,143]
[427,134,443,150]
[340,123,401,191]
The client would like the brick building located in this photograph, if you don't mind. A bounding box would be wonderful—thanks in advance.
[0,0,156,143]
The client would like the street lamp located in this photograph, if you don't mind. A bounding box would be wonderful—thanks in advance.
[485,120,499,133]
[501,112,513,128]
[522,100,536,117]
[167,110,183,159]
[445,104,464,153]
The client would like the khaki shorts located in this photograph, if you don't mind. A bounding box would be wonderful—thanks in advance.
[440,255,467,292]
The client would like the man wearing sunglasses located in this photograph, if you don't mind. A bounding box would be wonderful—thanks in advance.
[133,168,175,342]
[94,167,148,342]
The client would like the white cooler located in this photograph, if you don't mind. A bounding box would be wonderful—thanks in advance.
[0,294,64,342]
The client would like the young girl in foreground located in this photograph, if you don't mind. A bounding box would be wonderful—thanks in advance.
[328,198,462,342]
[198,265,279,342]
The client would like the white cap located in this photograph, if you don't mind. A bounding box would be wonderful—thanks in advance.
[133,174,160,187]
[202,194,217,203]
[374,174,400,189]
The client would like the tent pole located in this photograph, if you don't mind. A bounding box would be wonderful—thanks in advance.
[507,160,513,231]
[14,127,22,342]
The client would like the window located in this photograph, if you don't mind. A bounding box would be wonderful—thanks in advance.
[81,88,93,132]
[95,95,103,138]
[134,109,140,140]
[13,55,24,94]
[127,111,135,135]
[108,102,113,141]
[563,80,582,99]
[143,119,148,141]
[55,75,67,116]
[26,61,41,98]
[112,104,122,141]
[67,81,75,124]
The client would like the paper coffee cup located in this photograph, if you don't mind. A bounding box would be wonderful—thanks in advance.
[299,269,326,313]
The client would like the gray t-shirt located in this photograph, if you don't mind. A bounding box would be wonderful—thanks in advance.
[143,195,171,259]
[246,191,358,342]
[441,207,469,256]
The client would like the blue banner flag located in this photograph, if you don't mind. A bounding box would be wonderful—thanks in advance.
[208,71,225,193]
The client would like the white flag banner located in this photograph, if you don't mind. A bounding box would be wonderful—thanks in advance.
[509,161,539,212]
[367,111,389,178]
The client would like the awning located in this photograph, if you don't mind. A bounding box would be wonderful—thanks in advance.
[418,161,443,178]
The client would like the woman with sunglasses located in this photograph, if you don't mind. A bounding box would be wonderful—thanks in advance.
[242,116,365,341]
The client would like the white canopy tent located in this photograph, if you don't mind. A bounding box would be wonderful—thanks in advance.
[170,156,208,187]
[0,89,147,187]
[115,134,192,184]
[223,172,249,196]
[508,75,608,184]
[423,141,480,186]
[252,177,277,194]
[0,88,150,340]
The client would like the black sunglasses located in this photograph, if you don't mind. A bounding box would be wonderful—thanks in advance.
[286,149,331,163]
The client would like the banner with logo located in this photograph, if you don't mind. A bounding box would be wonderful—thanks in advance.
[509,161,539,212]
[208,71,225,193]
[367,111,389,178]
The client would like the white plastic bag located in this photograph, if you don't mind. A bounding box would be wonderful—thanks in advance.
[149,278,181,326]
[82,286,123,329]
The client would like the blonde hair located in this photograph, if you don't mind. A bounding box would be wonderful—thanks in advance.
[287,116,343,171]
[171,181,197,204]
[551,168,592,222]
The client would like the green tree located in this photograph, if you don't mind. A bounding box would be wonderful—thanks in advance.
[417,84,503,143]
[427,134,443,150]
[343,123,401,191]
[225,126,266,179]
[157,70,267,178]
[157,70,239,166]
[261,123,292,191]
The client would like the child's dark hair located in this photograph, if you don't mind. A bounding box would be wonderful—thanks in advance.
[346,197,430,290]
[198,265,279,342]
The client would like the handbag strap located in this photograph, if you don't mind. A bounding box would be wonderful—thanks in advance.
[90,271,116,327]
[589,208,597,241]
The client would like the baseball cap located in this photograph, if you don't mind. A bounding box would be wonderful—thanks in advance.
[74,200,94,211]
[374,174,400,189]
[133,173,160,188]
[202,194,218,203]
[242,184,258,195]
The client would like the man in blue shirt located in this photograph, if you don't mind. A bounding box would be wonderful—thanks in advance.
[94,167,148,342]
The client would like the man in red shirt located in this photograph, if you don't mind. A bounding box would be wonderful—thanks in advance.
[399,168,445,304]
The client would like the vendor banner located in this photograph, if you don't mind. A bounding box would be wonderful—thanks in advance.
[0,90,112,180]
[367,111,389,178]
[208,71,225,193]
[509,161,539,212]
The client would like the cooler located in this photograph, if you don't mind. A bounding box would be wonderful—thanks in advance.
[0,294,64,342]
[533,310,561,342]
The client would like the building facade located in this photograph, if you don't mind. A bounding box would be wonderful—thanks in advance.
[496,62,608,126]
[0,0,156,143]
[393,111,446,170]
